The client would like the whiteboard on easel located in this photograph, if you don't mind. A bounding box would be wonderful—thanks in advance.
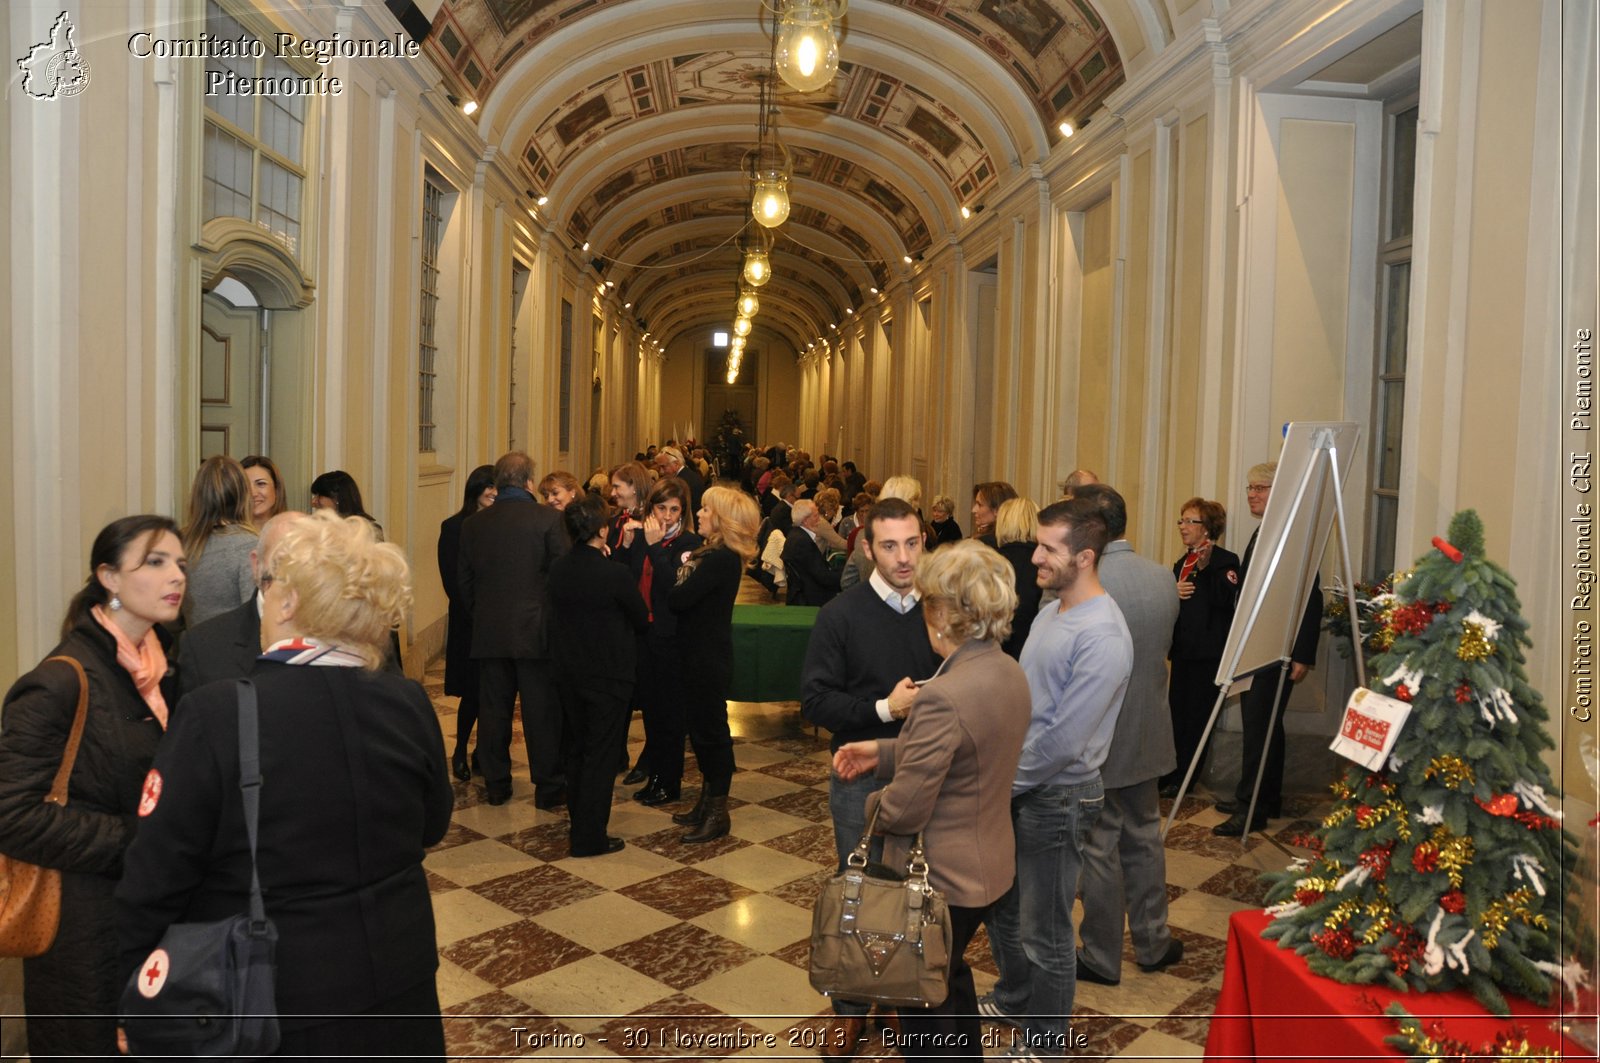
[1216,421,1362,685]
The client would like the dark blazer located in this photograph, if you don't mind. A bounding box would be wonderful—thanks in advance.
[866,639,1031,908]
[548,543,650,690]
[437,509,474,695]
[666,545,744,703]
[1240,529,1322,667]
[458,494,569,659]
[1170,545,1242,661]
[782,527,841,606]
[0,617,174,1056]
[117,664,452,1023]
[177,597,261,698]
[627,529,702,639]
[675,463,706,515]
[997,539,1042,659]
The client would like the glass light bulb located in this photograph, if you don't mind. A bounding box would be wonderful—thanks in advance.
[775,2,839,93]
[733,316,752,337]
[743,250,770,287]
[738,291,759,317]
[753,178,790,228]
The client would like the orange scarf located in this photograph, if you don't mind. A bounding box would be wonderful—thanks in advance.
[91,605,169,730]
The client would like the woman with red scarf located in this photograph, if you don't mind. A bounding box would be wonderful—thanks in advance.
[1164,497,1240,797]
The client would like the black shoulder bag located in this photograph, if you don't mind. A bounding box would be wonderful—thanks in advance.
[121,679,281,1058]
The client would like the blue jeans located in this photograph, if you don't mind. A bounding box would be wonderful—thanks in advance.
[826,769,887,1018]
[985,779,1104,1056]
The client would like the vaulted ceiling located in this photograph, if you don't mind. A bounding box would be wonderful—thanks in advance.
[426,0,1125,352]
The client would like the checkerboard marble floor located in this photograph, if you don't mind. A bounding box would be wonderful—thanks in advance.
[424,588,1331,1061]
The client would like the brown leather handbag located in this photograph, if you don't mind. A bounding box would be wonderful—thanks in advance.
[808,805,952,1008]
[0,655,89,957]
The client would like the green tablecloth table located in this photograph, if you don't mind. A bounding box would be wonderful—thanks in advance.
[729,604,819,702]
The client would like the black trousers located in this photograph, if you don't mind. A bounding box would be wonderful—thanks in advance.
[453,661,480,755]
[1165,657,1221,787]
[639,636,688,788]
[684,685,735,796]
[477,657,563,794]
[561,682,631,854]
[896,902,987,1062]
[1233,664,1291,809]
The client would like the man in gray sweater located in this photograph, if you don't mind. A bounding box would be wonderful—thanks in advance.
[1067,484,1184,986]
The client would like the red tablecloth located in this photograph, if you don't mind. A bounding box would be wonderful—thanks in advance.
[1205,909,1589,1060]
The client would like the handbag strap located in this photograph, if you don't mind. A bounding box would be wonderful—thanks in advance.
[41,656,90,807]
[848,802,932,886]
[236,679,268,930]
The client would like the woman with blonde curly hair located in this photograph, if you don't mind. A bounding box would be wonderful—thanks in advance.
[665,486,759,842]
[118,512,452,1058]
[833,541,1032,1060]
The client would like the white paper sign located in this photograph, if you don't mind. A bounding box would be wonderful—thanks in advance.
[1330,687,1412,770]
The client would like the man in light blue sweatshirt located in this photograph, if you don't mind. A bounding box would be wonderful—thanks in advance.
[979,496,1134,1061]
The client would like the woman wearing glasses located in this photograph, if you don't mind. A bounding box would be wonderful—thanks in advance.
[1163,498,1239,797]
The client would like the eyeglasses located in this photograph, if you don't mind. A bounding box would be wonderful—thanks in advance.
[1246,484,1272,493]
[1176,518,1206,526]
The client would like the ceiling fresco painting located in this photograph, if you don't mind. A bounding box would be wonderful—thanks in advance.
[425,0,1124,347]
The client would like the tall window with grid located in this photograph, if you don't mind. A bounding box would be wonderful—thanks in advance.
[1367,104,1418,578]
[419,177,445,454]
[202,0,307,255]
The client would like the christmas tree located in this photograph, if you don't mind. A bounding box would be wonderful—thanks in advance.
[1262,511,1579,1015]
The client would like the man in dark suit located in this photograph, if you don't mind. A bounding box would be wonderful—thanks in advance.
[1068,485,1185,986]
[459,451,571,807]
[1213,460,1323,836]
[782,500,841,607]
[177,511,307,697]
[654,445,704,515]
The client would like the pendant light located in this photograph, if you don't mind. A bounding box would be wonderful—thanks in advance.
[773,0,844,94]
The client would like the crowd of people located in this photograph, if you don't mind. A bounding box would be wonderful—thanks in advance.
[0,438,1320,1061]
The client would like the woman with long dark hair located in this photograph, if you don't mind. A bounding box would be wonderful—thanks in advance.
[438,464,496,780]
[241,455,287,525]
[0,515,185,1058]
[666,486,759,842]
[309,469,383,538]
[605,460,652,555]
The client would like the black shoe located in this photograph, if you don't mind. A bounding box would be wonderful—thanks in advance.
[635,779,681,806]
[1138,938,1184,973]
[1214,797,1240,814]
[1075,955,1120,986]
[534,786,567,810]
[484,784,512,806]
[471,750,481,776]
[1212,811,1269,836]
[570,836,625,858]
[451,750,471,782]
[622,766,648,786]
[681,796,729,843]
[1158,782,1179,799]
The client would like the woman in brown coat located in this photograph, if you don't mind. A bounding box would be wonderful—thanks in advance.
[834,539,1031,1061]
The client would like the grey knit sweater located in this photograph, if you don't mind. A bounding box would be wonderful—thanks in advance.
[183,525,258,626]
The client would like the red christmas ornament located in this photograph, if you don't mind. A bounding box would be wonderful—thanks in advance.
[1432,536,1464,563]
[1394,684,1412,702]
[1312,926,1358,960]
[1359,842,1395,881]
[1295,888,1324,906]
[1475,793,1518,817]
[1513,811,1562,831]
[1356,803,1375,822]
[1412,843,1440,873]
[1454,682,1472,703]
[1390,603,1436,635]
[1439,889,1467,914]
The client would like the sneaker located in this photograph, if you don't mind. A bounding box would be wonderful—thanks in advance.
[976,993,1020,1028]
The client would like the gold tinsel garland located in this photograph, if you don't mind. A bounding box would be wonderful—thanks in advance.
[1430,825,1475,888]
[1424,755,1476,790]
[1458,620,1495,661]
[1478,887,1551,948]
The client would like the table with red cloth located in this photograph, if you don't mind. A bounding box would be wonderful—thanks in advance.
[1205,909,1588,1060]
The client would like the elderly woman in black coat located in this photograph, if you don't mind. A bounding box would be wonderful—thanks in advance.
[0,515,186,1058]
[1163,497,1241,796]
[117,512,453,1058]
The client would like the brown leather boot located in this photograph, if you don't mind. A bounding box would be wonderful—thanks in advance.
[672,791,709,826]
[681,795,729,843]
[818,1015,867,1058]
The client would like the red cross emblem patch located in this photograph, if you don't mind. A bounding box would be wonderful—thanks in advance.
[137,947,170,998]
[137,769,162,817]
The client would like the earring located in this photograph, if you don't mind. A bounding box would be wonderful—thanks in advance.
[109,595,122,611]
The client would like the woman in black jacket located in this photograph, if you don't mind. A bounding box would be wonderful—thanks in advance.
[1164,497,1241,796]
[438,464,496,779]
[623,476,701,806]
[667,485,760,843]
[548,495,649,856]
[0,515,186,1059]
[117,512,453,1058]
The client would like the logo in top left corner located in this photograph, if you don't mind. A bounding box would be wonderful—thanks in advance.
[17,12,92,100]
